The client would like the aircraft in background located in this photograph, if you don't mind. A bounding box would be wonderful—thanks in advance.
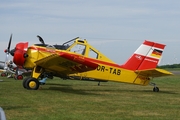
[0,60,13,77]
[0,59,26,80]
[6,35,173,91]
[0,61,6,76]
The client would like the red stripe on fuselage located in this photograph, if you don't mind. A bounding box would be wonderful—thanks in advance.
[29,46,57,53]
[29,45,122,69]
[59,51,121,68]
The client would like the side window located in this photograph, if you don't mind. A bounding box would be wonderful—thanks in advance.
[89,48,98,59]
[69,44,86,55]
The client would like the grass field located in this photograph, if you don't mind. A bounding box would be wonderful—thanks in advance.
[0,75,180,120]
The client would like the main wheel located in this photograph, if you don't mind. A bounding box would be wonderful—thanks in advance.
[14,75,23,80]
[17,75,23,80]
[1,73,7,77]
[153,87,159,92]
[24,77,40,90]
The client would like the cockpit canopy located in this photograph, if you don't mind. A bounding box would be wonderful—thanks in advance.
[34,37,83,50]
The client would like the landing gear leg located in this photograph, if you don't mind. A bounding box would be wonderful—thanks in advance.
[22,66,43,90]
[150,82,159,92]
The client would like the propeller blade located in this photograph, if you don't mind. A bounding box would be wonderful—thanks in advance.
[4,54,9,70]
[4,34,13,70]
[7,34,12,52]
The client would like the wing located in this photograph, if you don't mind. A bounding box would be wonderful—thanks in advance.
[135,68,173,77]
[34,52,98,75]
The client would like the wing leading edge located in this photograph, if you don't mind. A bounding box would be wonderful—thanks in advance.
[135,68,173,77]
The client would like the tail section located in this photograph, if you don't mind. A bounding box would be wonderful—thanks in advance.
[122,40,165,71]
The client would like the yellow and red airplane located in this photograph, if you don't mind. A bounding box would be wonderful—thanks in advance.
[6,35,173,92]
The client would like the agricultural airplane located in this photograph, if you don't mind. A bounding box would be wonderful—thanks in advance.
[6,34,173,92]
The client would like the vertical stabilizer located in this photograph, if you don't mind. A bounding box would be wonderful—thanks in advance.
[122,40,165,71]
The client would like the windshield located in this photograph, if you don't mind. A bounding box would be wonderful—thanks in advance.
[62,37,79,47]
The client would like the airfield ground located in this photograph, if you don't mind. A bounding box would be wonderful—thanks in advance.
[0,73,180,120]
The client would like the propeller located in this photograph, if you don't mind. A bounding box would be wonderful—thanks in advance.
[4,34,28,68]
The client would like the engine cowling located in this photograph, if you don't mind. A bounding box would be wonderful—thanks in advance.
[13,42,28,66]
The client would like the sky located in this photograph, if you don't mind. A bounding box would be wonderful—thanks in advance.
[0,0,180,65]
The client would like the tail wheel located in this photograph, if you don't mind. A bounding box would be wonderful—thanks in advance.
[153,87,159,92]
[24,77,40,90]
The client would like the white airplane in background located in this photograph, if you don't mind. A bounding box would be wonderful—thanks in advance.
[0,60,26,79]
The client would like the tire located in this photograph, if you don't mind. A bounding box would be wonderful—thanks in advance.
[22,77,31,88]
[153,87,159,92]
[17,75,23,80]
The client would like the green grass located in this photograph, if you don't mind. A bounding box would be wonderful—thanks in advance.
[1,75,180,120]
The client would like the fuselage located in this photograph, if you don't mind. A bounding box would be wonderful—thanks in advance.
[23,41,150,86]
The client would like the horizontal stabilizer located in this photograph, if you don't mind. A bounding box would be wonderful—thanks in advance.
[135,68,173,77]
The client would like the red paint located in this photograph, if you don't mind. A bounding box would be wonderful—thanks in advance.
[13,42,28,66]
[153,43,165,49]
[143,40,154,46]
[59,52,98,70]
[138,56,159,70]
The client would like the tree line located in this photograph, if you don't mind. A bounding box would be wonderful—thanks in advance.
[157,63,180,69]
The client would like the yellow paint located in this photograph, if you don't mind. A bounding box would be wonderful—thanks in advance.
[151,53,161,58]
[70,64,150,86]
